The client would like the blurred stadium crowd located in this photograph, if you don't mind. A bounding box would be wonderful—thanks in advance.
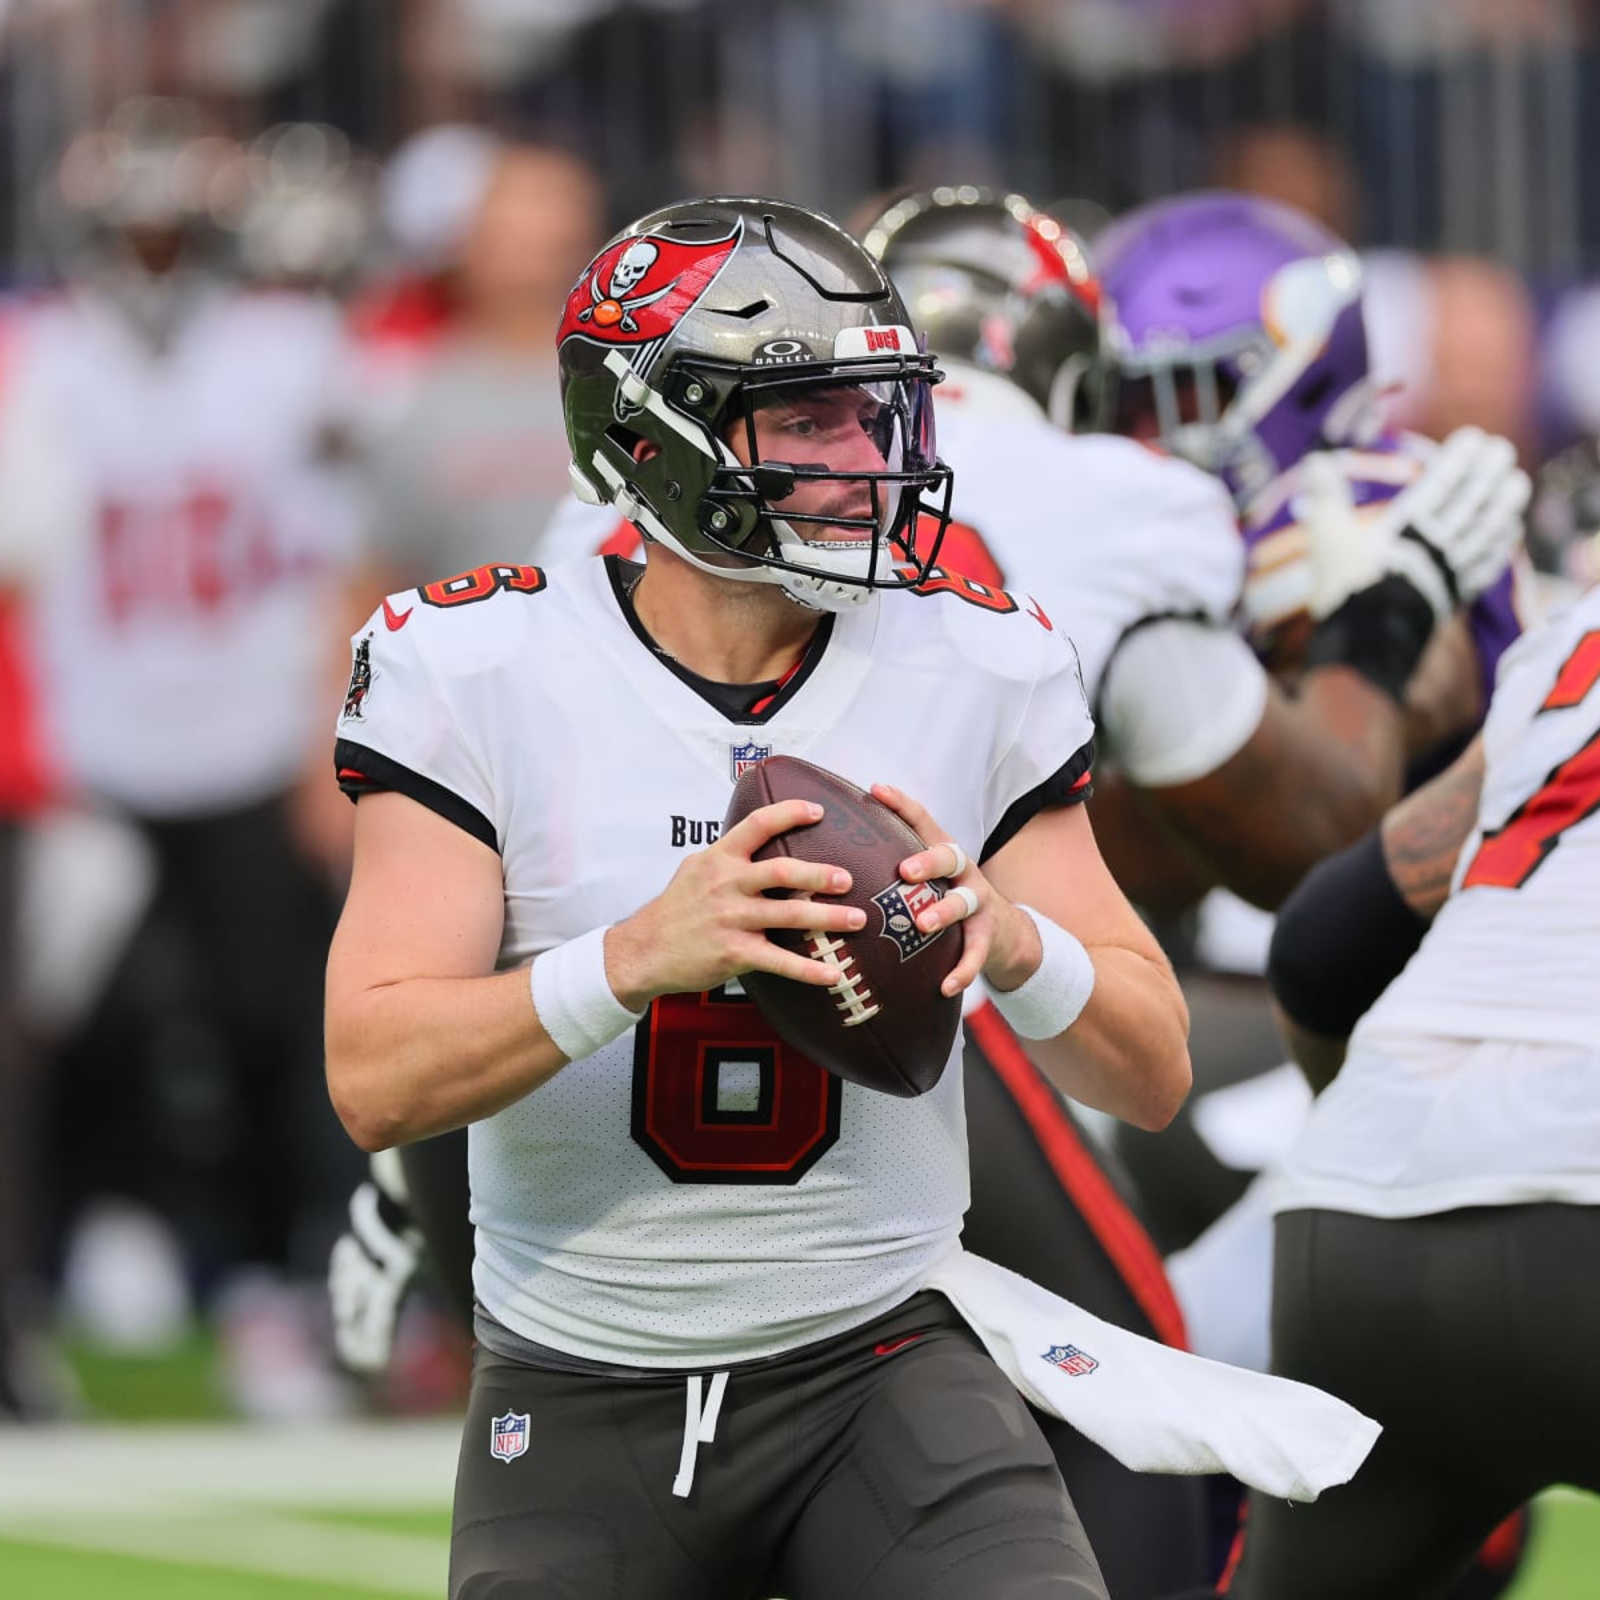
[1,0,1599,1445]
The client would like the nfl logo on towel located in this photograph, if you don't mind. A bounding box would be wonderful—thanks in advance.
[730,740,771,780]
[490,1410,530,1462]
[1043,1343,1099,1377]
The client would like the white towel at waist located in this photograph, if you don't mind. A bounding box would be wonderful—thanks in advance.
[926,1247,1378,1503]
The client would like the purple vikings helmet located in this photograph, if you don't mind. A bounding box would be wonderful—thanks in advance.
[1095,191,1381,511]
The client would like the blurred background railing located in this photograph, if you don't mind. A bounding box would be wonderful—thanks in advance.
[4,1,1600,276]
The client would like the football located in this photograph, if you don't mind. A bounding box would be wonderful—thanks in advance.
[722,755,964,1097]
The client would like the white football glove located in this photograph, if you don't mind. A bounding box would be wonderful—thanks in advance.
[1297,428,1530,624]
[327,1148,423,1375]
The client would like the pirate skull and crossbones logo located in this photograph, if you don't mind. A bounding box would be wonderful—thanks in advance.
[578,240,678,333]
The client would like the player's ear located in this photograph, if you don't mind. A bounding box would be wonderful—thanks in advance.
[632,439,661,464]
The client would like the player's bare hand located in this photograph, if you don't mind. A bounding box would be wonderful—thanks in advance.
[872,783,1039,999]
[606,799,864,1007]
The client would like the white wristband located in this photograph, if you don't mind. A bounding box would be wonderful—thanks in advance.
[990,906,1096,1039]
[530,927,645,1063]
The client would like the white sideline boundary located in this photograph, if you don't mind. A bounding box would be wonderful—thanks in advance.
[0,1419,459,1594]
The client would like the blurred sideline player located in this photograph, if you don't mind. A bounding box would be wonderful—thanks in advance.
[1218,580,1600,1599]
[0,99,366,1416]
[327,193,1193,1599]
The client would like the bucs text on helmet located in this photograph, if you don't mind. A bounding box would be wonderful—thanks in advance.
[558,197,953,612]
[861,185,1112,433]
[1094,190,1382,511]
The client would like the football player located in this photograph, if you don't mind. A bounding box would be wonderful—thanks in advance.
[1092,188,1543,1598]
[327,195,1195,1600]
[6,98,365,1412]
[1215,582,1600,1600]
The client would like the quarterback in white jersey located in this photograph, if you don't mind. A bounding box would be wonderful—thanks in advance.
[326,198,1188,1600]
[1223,584,1600,1600]
[335,548,1095,1363]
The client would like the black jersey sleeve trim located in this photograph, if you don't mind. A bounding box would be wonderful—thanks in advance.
[334,738,498,854]
[980,737,1095,862]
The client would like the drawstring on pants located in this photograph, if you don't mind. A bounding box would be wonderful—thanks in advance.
[671,1370,729,1498]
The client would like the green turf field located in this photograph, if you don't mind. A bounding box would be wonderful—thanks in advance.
[0,1421,1594,1597]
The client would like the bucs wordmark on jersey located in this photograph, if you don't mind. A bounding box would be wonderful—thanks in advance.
[335,554,1094,1367]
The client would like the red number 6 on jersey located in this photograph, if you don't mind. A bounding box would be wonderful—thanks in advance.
[631,984,842,1184]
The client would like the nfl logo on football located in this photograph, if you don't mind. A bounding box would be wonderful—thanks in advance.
[1042,1343,1099,1377]
[490,1410,530,1463]
[730,740,772,780]
[873,879,945,959]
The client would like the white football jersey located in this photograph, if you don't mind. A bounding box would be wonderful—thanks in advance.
[1273,584,1600,1219]
[931,368,1246,706]
[336,554,1094,1366]
[2,288,360,816]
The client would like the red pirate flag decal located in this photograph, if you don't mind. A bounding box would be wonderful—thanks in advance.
[558,223,742,348]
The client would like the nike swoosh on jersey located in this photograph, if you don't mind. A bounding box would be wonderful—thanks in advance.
[382,597,414,631]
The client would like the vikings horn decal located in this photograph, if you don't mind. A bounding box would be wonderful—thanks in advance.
[558,223,743,349]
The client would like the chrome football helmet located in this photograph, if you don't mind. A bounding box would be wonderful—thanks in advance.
[558,197,952,612]
[861,185,1112,432]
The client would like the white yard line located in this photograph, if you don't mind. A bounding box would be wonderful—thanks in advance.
[0,1418,460,1513]
[0,1420,460,1594]
[3,1511,449,1596]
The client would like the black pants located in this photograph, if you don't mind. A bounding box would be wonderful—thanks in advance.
[1227,1204,1600,1600]
[408,1009,1209,1599]
[44,795,358,1287]
[451,1291,1106,1600]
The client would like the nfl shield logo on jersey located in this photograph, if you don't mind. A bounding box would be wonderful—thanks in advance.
[490,1410,530,1463]
[1042,1343,1099,1377]
[873,879,945,960]
[730,740,772,780]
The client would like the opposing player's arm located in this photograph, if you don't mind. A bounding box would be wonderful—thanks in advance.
[327,787,872,1151]
[1267,734,1486,1090]
[1141,661,1407,909]
[879,787,1191,1131]
[1096,615,1407,910]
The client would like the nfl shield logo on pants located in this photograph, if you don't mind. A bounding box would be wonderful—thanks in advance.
[490,1410,530,1463]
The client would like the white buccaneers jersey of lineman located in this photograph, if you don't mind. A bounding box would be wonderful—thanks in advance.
[334,553,1095,1368]
[1274,585,1600,1220]
[901,365,1260,788]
